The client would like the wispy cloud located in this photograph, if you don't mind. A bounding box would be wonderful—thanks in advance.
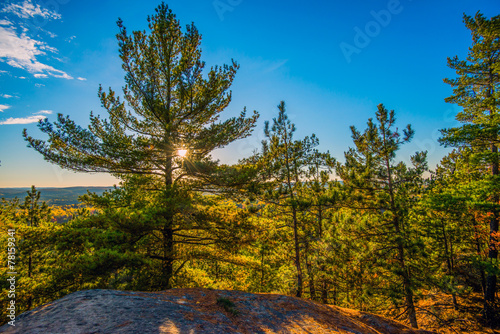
[0,107,52,125]
[2,1,61,20]
[0,1,73,79]
[0,25,73,79]
[0,104,10,112]
[35,109,52,114]
[263,59,288,73]
[0,114,45,125]
[1,94,14,98]
[77,77,86,81]
[45,30,57,38]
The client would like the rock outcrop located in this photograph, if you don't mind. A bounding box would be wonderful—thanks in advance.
[0,288,434,333]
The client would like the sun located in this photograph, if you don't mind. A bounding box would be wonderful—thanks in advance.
[177,148,188,158]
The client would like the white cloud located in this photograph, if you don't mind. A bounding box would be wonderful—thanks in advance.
[0,19,12,26]
[34,73,48,78]
[35,83,44,87]
[0,107,53,125]
[77,77,86,81]
[35,109,52,114]
[1,94,13,98]
[0,25,73,79]
[44,29,57,38]
[0,114,45,125]
[0,104,10,112]
[2,1,61,20]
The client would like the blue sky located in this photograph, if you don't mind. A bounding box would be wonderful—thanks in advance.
[0,0,498,187]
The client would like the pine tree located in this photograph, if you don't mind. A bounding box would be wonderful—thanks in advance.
[19,186,51,310]
[301,148,336,302]
[418,150,483,310]
[440,12,500,324]
[337,104,427,328]
[23,3,258,289]
[260,101,307,297]
[250,101,326,297]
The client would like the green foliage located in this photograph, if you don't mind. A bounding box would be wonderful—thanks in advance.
[244,101,336,298]
[440,12,500,325]
[336,104,427,328]
[216,297,240,316]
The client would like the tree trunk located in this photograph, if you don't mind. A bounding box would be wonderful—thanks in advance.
[441,220,459,310]
[399,244,418,329]
[305,240,316,300]
[472,216,487,296]
[332,285,337,306]
[321,277,329,304]
[161,225,174,289]
[160,138,175,290]
[292,207,303,298]
[27,254,32,310]
[260,248,265,293]
[405,284,418,329]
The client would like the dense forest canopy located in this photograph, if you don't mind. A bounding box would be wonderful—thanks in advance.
[1,4,499,331]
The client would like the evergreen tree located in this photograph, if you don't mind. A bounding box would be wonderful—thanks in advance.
[23,3,258,289]
[337,104,427,328]
[260,101,309,297]
[301,148,336,302]
[19,186,51,310]
[418,150,482,310]
[249,101,329,297]
[440,12,500,324]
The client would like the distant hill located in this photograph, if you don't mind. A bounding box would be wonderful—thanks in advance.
[0,186,114,206]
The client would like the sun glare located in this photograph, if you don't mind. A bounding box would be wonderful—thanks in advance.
[177,149,188,158]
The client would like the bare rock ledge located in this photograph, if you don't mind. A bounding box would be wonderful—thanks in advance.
[0,289,434,333]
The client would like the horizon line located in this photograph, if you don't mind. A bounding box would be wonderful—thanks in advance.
[0,185,117,189]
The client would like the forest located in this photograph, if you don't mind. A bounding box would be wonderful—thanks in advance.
[0,3,499,332]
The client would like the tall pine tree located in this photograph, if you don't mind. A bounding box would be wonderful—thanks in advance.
[249,101,329,297]
[337,104,427,328]
[23,3,258,289]
[440,12,500,324]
